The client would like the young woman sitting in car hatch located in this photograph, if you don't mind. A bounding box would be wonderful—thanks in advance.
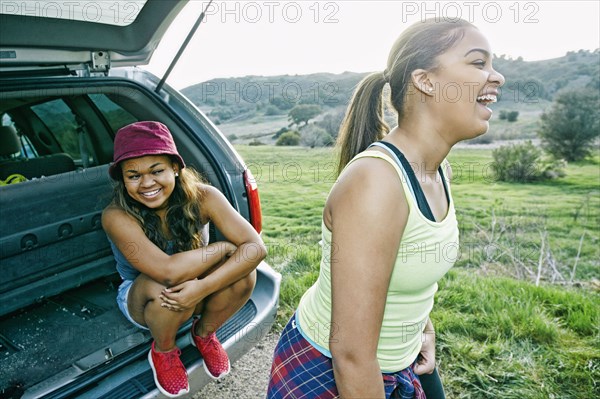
[102,121,266,398]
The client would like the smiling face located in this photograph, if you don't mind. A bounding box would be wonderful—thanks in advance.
[120,155,180,215]
[426,27,505,141]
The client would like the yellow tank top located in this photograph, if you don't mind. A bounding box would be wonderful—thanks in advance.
[296,150,459,372]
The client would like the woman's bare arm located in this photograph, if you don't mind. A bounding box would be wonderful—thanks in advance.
[327,156,409,398]
[102,198,236,286]
[174,186,267,297]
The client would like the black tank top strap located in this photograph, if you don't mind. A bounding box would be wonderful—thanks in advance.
[369,141,449,222]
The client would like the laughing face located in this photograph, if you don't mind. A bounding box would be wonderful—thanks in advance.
[121,155,179,215]
[427,27,505,141]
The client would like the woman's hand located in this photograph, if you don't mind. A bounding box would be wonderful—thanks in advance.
[159,279,206,312]
[413,319,436,375]
[158,240,237,312]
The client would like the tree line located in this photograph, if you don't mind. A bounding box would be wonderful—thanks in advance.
[182,50,600,170]
[182,50,599,124]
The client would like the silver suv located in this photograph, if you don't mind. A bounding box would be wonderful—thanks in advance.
[0,1,280,398]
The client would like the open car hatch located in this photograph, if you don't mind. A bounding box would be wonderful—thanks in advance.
[0,0,188,70]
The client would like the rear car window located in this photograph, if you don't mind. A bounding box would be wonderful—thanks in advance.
[1,92,139,180]
[89,93,137,133]
[30,99,81,159]
[1,113,37,159]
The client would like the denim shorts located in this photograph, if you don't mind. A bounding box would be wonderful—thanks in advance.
[117,279,149,330]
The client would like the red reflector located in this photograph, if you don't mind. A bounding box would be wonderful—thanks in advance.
[244,168,262,234]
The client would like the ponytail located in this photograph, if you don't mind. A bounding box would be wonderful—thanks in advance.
[336,71,389,175]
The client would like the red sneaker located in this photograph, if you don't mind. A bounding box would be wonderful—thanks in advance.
[148,342,189,398]
[191,318,231,380]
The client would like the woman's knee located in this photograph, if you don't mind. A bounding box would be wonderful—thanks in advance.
[232,270,257,298]
[128,274,167,310]
[205,271,256,311]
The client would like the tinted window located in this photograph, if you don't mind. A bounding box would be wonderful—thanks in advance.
[1,113,37,159]
[30,99,80,159]
[89,94,137,133]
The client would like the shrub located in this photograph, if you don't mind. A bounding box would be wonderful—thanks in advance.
[300,125,334,148]
[210,107,233,121]
[467,133,493,145]
[538,88,600,161]
[276,131,301,146]
[272,127,289,139]
[248,139,265,146]
[288,104,322,127]
[271,97,294,111]
[264,105,280,116]
[228,134,238,142]
[316,111,345,138]
[491,141,566,182]
[498,110,519,122]
[507,110,519,122]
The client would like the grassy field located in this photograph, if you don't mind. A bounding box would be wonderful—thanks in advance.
[447,149,599,282]
[234,145,599,398]
[218,114,289,144]
[458,101,551,142]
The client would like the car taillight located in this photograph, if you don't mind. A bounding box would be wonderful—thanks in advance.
[243,168,262,234]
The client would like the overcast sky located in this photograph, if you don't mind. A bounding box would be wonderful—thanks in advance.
[145,1,600,89]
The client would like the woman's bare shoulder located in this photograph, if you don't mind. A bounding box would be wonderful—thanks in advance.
[195,183,224,223]
[197,182,216,195]
[102,203,128,218]
[199,183,231,206]
[330,154,402,200]
[326,154,408,222]
[101,203,137,231]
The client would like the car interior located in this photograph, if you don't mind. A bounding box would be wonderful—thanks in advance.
[0,2,279,397]
[0,81,237,396]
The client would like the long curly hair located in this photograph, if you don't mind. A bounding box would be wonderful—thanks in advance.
[111,157,207,253]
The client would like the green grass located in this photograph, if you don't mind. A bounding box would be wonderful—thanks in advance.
[447,148,600,282]
[434,270,599,399]
[234,144,600,398]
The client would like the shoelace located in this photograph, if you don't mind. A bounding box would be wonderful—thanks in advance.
[160,348,183,371]
[198,334,219,350]
[206,336,220,351]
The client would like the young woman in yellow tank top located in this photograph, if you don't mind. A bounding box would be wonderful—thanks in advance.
[267,18,504,399]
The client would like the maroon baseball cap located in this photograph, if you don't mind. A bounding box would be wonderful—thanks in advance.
[108,121,185,180]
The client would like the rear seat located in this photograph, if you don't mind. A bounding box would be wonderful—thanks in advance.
[0,153,76,180]
[0,164,115,317]
[0,126,76,181]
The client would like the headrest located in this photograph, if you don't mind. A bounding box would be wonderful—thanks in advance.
[0,126,21,157]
